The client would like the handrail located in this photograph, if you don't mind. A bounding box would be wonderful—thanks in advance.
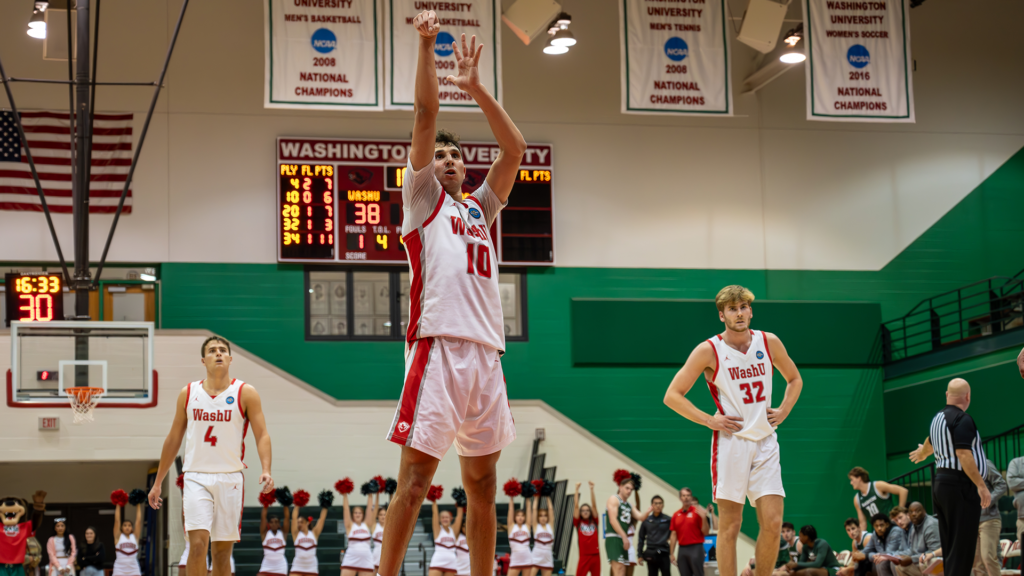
[895,273,1022,318]
[889,421,1024,488]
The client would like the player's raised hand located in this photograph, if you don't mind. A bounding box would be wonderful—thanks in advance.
[767,406,790,428]
[148,485,162,510]
[259,472,275,494]
[413,10,440,39]
[707,412,743,432]
[445,33,484,93]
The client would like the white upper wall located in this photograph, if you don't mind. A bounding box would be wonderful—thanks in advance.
[0,0,1021,270]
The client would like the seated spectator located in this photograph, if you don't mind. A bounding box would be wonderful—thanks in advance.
[76,527,104,576]
[1008,455,1024,540]
[864,514,909,576]
[740,522,799,576]
[837,518,872,576]
[892,502,940,576]
[784,525,842,576]
[888,507,910,532]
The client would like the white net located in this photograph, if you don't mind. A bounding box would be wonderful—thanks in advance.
[65,388,104,424]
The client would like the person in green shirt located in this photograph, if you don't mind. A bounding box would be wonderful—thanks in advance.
[785,525,842,576]
[605,476,651,576]
[741,522,800,576]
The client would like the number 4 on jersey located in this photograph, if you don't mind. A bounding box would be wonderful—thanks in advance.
[204,425,218,447]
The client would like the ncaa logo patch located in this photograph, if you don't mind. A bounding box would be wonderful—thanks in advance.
[847,44,870,68]
[435,32,455,57]
[311,28,337,54]
[397,421,410,433]
[664,37,689,62]
[468,207,481,219]
[226,396,235,405]
[756,351,764,359]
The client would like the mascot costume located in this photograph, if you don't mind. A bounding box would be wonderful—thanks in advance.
[1,491,46,576]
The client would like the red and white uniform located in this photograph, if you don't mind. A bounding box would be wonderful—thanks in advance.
[455,533,470,576]
[626,524,637,566]
[372,523,384,568]
[508,523,533,569]
[341,522,374,570]
[178,541,189,569]
[706,330,785,506]
[532,523,554,569]
[386,159,516,460]
[112,534,141,576]
[258,529,288,575]
[182,379,249,541]
[290,531,318,575]
[429,526,458,573]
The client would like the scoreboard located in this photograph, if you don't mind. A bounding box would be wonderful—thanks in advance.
[277,137,555,265]
[5,272,64,326]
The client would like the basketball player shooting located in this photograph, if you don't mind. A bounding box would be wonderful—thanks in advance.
[379,10,526,576]
[148,336,275,576]
[663,286,803,576]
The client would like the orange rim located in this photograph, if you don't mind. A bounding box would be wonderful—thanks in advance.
[65,387,105,403]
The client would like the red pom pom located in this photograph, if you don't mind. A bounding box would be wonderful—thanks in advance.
[503,479,522,497]
[259,491,277,508]
[426,485,444,502]
[293,489,311,507]
[373,475,387,494]
[531,479,545,494]
[110,489,129,507]
[613,469,631,485]
[335,478,354,495]
[175,474,185,490]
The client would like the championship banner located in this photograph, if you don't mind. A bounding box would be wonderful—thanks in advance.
[385,0,501,111]
[619,0,732,115]
[264,0,382,110]
[803,0,914,122]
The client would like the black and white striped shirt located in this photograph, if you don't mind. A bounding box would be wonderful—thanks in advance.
[929,405,986,476]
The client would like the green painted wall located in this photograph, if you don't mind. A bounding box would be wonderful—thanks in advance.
[160,147,1024,545]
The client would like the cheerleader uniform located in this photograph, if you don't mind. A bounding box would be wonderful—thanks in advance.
[178,542,189,570]
[454,534,470,576]
[508,523,533,571]
[341,522,375,571]
[372,524,384,569]
[626,524,637,567]
[532,523,554,570]
[291,531,319,576]
[112,534,141,576]
[429,526,458,574]
[259,529,289,576]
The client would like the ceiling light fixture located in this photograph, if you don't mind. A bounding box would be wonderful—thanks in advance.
[779,24,805,63]
[27,2,48,39]
[543,12,574,55]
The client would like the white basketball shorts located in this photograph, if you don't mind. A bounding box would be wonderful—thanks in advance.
[711,431,785,506]
[386,336,516,460]
[183,471,244,541]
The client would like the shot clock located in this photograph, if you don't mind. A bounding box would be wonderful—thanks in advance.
[4,272,64,326]
[277,137,555,265]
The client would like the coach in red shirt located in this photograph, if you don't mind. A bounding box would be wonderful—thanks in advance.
[670,488,710,576]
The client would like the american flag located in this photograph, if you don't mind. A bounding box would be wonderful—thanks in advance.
[0,110,133,213]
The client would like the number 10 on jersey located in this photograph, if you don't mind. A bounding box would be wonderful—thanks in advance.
[466,245,492,278]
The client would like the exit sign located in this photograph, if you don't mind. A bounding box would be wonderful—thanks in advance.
[38,417,60,431]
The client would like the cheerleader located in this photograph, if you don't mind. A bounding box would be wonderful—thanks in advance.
[341,492,378,576]
[428,500,463,576]
[506,494,533,576]
[46,518,76,576]
[454,507,470,576]
[289,499,328,576]
[530,494,555,576]
[372,504,386,574]
[259,506,290,576]
[112,504,142,576]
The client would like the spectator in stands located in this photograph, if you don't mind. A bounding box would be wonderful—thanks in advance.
[637,495,671,576]
[669,488,709,576]
[75,527,103,576]
[837,518,871,576]
[864,513,909,576]
[573,482,600,576]
[46,518,76,576]
[850,467,909,532]
[974,458,1006,576]
[893,502,940,576]
[887,507,910,532]
[785,525,842,576]
[1009,455,1024,540]
[740,521,799,576]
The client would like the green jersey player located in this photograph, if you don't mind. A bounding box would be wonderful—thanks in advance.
[605,476,650,576]
[848,467,907,531]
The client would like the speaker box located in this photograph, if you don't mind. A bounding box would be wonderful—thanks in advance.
[736,0,789,54]
[502,0,562,45]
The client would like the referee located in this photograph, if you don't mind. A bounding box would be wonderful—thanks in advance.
[909,378,992,576]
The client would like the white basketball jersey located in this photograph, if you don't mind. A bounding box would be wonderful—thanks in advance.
[182,379,249,473]
[403,176,505,352]
[706,330,775,442]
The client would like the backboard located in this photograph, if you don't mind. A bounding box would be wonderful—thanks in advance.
[7,321,156,407]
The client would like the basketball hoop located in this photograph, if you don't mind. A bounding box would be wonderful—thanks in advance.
[65,387,105,424]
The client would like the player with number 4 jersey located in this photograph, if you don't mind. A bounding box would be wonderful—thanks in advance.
[148,336,275,576]
[664,286,804,576]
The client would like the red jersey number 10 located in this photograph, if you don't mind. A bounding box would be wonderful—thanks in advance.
[204,425,218,447]
[739,381,765,405]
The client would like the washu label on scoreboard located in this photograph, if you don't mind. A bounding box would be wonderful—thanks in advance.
[277,137,555,265]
